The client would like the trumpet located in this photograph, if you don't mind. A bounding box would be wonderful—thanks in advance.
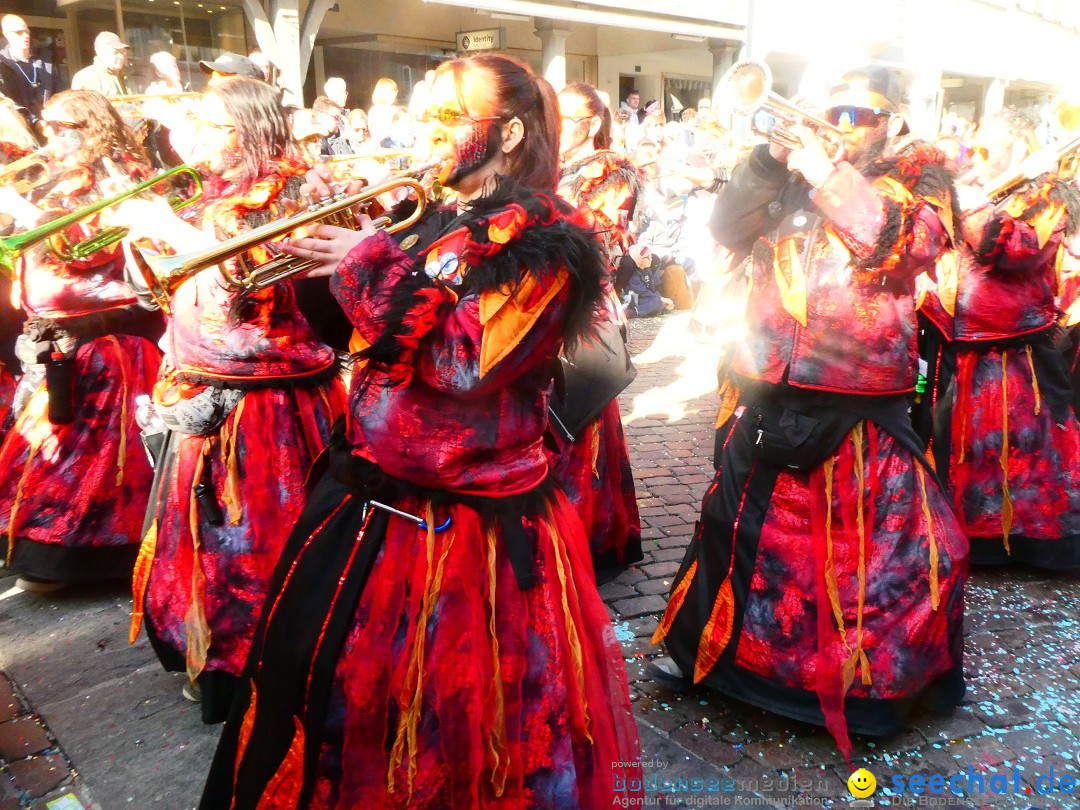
[0,149,51,194]
[0,165,202,280]
[719,59,846,160]
[131,164,435,311]
[984,97,1080,201]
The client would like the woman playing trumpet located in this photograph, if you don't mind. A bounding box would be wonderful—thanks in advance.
[0,90,163,590]
[199,53,642,809]
[117,77,346,722]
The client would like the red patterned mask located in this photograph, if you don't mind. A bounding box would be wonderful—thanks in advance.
[445,118,501,186]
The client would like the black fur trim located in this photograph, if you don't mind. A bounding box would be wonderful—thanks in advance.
[863,142,962,245]
[975,174,1080,265]
[358,176,607,375]
[854,196,905,269]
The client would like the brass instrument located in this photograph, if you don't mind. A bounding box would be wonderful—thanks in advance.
[984,98,1080,201]
[132,165,435,310]
[718,59,846,159]
[0,149,51,194]
[0,165,202,280]
[112,92,201,106]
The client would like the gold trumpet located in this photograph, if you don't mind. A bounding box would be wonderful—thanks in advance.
[719,59,846,159]
[0,149,51,194]
[132,164,435,311]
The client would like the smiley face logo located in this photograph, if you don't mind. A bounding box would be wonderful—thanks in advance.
[848,768,876,798]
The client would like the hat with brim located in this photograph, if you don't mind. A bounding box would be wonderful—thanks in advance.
[829,67,898,114]
[199,52,263,80]
[95,31,128,51]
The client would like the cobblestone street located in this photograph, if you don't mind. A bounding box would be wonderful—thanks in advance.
[2,313,1080,809]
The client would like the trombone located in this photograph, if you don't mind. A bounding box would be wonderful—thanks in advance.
[718,59,846,160]
[0,149,51,195]
[131,164,435,311]
[0,165,202,280]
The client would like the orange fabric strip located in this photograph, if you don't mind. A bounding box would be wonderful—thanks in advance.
[255,716,305,810]
[1025,344,1041,416]
[548,516,594,744]
[232,680,259,809]
[915,465,940,611]
[129,520,158,643]
[479,270,568,378]
[693,578,734,683]
[484,528,509,797]
[184,441,212,684]
[652,560,697,645]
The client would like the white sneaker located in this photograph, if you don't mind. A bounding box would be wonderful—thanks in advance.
[182,682,202,703]
[647,656,690,691]
[15,577,65,594]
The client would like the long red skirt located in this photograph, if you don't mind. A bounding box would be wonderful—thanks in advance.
[134,380,346,719]
[656,407,968,758]
[200,464,643,809]
[549,399,642,583]
[940,344,1080,567]
[0,335,160,580]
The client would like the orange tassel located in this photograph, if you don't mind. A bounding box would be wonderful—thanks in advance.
[821,456,851,652]
[714,382,741,430]
[850,423,871,689]
[388,505,455,798]
[484,529,508,796]
[548,516,593,743]
[1025,344,1041,416]
[915,465,940,611]
[185,441,212,684]
[107,337,129,487]
[129,520,158,643]
[219,398,246,525]
[652,559,698,645]
[590,420,601,479]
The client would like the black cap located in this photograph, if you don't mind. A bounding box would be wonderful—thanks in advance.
[829,66,900,113]
[200,52,263,80]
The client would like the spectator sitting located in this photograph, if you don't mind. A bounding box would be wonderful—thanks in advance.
[615,244,673,318]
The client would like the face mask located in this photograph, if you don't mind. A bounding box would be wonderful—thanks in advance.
[445,118,501,187]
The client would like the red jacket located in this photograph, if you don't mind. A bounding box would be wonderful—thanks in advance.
[331,188,605,496]
[922,176,1078,342]
[713,144,955,395]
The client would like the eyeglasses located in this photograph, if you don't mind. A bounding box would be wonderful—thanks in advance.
[420,107,503,127]
[825,106,889,128]
[561,115,592,124]
[200,119,236,133]
[42,119,83,132]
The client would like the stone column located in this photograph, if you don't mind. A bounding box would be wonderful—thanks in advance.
[535,18,571,91]
[984,77,1006,118]
[708,38,736,103]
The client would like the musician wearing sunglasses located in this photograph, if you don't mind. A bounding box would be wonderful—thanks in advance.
[650,68,969,759]
[110,77,347,724]
[0,90,162,593]
[919,109,1080,572]
[200,53,643,809]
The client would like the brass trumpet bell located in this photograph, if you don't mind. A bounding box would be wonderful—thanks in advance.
[0,150,51,195]
[719,59,846,160]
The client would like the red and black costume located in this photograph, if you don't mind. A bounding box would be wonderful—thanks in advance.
[131,158,347,722]
[921,175,1080,568]
[655,143,969,758]
[553,150,643,582]
[0,142,32,428]
[200,181,643,809]
[0,155,163,580]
